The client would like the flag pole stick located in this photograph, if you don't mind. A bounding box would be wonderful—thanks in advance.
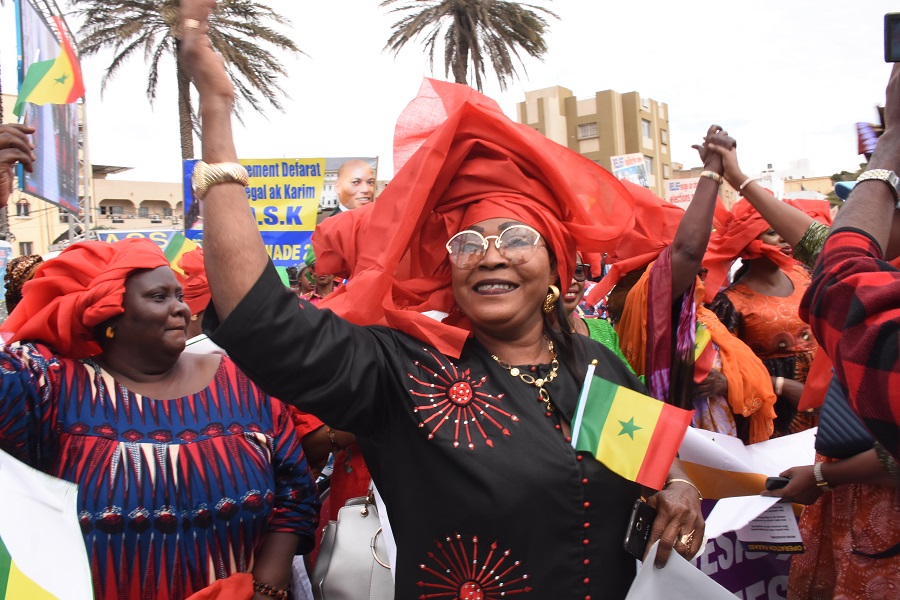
[570,363,596,449]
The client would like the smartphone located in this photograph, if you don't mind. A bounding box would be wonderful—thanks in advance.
[623,499,657,559]
[885,13,900,62]
[764,476,791,491]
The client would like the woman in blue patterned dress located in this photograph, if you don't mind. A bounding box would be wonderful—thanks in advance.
[0,236,319,600]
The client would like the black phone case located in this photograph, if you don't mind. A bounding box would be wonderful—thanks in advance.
[623,499,657,559]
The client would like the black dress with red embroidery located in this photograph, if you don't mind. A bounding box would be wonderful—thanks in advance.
[207,263,643,600]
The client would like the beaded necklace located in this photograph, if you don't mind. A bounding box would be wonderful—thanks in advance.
[491,339,560,413]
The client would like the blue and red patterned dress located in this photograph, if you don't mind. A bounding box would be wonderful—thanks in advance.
[0,343,319,600]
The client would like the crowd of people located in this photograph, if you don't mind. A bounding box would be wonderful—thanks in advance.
[0,0,898,598]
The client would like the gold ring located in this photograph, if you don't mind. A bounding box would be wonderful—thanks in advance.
[184,18,201,29]
[679,530,695,547]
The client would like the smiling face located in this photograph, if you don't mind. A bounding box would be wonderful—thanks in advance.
[335,160,376,209]
[450,217,556,339]
[562,252,586,314]
[758,228,792,256]
[113,266,190,355]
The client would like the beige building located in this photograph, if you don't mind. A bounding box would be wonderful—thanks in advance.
[517,86,673,198]
[783,175,834,197]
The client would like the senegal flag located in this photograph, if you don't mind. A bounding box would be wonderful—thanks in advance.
[571,364,694,490]
[13,16,85,117]
[164,233,200,279]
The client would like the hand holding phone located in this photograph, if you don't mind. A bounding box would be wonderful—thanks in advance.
[623,499,657,559]
[764,476,791,491]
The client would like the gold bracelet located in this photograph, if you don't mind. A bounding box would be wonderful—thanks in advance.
[700,170,724,185]
[813,461,832,492]
[738,176,755,192]
[326,426,341,451]
[665,477,702,501]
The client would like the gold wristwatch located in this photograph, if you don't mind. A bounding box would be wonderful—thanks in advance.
[191,161,249,200]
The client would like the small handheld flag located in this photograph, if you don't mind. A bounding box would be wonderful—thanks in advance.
[571,364,694,490]
[164,233,200,279]
[13,16,85,117]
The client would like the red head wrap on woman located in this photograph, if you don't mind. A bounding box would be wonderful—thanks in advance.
[584,183,686,306]
[177,247,211,317]
[702,197,833,303]
[1,238,169,359]
[313,78,635,358]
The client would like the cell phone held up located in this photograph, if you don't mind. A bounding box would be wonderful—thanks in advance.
[623,499,657,560]
[886,13,900,62]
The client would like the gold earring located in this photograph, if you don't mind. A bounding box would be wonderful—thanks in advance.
[105,326,115,339]
[542,284,560,314]
[190,314,198,322]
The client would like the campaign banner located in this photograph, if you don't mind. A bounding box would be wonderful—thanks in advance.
[95,229,180,248]
[610,153,650,189]
[665,178,700,211]
[183,158,326,267]
[16,0,81,214]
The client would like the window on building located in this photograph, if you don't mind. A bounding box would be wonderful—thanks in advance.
[641,97,650,110]
[577,122,598,139]
[59,213,71,224]
[644,155,654,175]
[641,119,652,139]
[15,200,30,217]
[111,205,123,215]
[663,164,671,179]
[661,130,668,144]
[139,207,149,218]
[19,242,33,256]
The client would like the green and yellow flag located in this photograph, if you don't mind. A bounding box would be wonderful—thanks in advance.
[13,17,85,117]
[164,233,200,279]
[571,365,694,490]
[0,534,56,599]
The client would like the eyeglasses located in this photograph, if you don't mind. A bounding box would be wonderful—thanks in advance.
[445,225,543,270]
[573,263,592,282]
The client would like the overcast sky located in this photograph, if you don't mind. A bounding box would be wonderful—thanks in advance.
[1,0,896,183]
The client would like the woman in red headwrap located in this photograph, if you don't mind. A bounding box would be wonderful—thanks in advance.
[708,137,900,600]
[704,176,832,437]
[0,238,319,600]
[181,1,704,597]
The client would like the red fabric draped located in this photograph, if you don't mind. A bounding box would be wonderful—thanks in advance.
[178,247,211,317]
[1,238,169,358]
[585,182,686,306]
[312,78,635,358]
[701,198,833,303]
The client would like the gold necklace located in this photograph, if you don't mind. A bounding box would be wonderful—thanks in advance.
[491,339,560,413]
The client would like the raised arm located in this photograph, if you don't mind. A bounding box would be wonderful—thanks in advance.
[670,126,733,297]
[180,0,269,320]
[709,141,816,248]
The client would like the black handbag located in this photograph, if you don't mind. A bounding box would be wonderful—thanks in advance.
[814,374,875,459]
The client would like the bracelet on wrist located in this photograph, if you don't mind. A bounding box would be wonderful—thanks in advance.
[738,176,755,192]
[664,477,702,502]
[326,426,341,451]
[813,461,832,492]
[773,376,785,396]
[700,170,724,185]
[253,580,289,600]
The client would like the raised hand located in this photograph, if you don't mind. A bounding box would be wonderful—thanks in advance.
[0,124,36,208]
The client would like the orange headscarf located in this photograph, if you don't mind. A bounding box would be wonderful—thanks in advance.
[1,238,169,359]
[177,247,211,317]
[702,197,833,303]
[313,79,635,358]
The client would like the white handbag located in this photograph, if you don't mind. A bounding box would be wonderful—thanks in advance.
[311,495,394,600]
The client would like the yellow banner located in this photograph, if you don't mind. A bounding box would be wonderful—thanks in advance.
[242,158,325,232]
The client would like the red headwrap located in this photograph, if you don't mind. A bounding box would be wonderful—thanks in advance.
[177,247,211,317]
[1,238,169,359]
[313,78,635,358]
[702,197,833,303]
[585,182,686,306]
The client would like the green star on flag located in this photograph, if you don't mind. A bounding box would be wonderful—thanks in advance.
[618,417,642,439]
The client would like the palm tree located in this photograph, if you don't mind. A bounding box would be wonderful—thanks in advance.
[380,0,557,92]
[71,0,301,159]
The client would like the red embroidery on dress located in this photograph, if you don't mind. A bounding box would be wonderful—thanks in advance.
[417,534,531,598]
[409,349,518,449]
